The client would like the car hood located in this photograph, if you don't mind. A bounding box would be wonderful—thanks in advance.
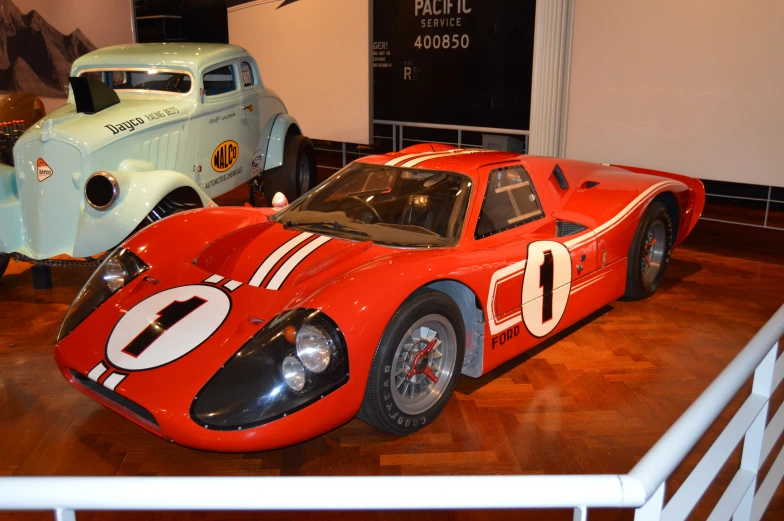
[54,217,401,428]
[18,96,193,153]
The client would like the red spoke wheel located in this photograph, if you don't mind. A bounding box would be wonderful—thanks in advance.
[358,289,465,435]
[624,201,674,300]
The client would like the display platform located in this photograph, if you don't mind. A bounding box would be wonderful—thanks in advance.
[0,193,782,519]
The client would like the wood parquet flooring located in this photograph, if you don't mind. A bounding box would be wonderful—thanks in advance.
[0,190,783,521]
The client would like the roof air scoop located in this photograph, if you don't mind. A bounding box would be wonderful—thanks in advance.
[552,164,569,190]
[68,76,121,115]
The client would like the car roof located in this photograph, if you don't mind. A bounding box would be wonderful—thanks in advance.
[358,147,540,181]
[71,43,250,73]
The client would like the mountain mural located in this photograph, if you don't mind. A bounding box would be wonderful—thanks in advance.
[0,0,96,98]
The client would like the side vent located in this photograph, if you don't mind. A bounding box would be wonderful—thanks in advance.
[556,220,588,237]
[552,164,569,190]
[583,181,600,189]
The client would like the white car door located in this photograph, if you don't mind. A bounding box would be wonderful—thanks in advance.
[196,60,253,198]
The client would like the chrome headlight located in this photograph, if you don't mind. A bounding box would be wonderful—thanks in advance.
[56,248,147,342]
[191,309,349,430]
[85,171,119,210]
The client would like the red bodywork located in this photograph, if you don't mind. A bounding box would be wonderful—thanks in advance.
[54,145,705,451]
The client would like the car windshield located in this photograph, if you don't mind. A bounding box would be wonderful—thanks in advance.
[78,69,193,94]
[273,162,473,247]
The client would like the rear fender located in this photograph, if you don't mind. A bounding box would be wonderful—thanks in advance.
[72,169,212,258]
[613,164,706,243]
[261,114,301,171]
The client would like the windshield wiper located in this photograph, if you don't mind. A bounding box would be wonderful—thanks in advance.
[287,220,370,238]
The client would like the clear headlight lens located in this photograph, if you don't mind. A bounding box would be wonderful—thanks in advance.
[296,324,332,373]
[56,248,147,342]
[282,355,306,391]
[102,257,129,292]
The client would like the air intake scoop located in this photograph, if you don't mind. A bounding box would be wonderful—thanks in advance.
[68,76,121,115]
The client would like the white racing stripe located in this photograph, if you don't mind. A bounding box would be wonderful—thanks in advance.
[249,232,314,287]
[103,373,126,391]
[565,181,682,249]
[384,149,451,166]
[399,149,490,168]
[266,236,332,290]
[87,362,108,382]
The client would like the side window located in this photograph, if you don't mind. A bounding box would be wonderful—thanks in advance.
[203,65,236,96]
[241,61,255,87]
[475,166,544,239]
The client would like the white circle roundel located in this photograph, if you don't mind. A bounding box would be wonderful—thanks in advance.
[521,241,572,338]
[106,285,231,372]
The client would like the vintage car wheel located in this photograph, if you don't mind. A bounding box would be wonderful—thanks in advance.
[263,134,316,205]
[359,289,465,435]
[624,201,674,300]
[0,253,8,280]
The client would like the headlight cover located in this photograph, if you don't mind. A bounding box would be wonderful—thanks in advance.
[191,308,349,430]
[56,248,148,342]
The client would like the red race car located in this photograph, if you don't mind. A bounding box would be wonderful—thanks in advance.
[54,144,705,451]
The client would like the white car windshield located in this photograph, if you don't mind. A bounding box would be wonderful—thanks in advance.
[273,162,473,248]
[78,69,193,94]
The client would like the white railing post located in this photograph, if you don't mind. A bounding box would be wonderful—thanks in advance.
[733,345,777,521]
[634,483,664,521]
[54,508,75,521]
[573,506,587,521]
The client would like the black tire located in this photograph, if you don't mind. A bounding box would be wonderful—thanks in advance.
[0,253,8,280]
[263,134,316,206]
[624,201,674,300]
[358,289,465,435]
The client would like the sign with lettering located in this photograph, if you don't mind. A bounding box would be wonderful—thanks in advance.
[373,0,536,130]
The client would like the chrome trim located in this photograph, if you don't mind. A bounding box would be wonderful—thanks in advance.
[75,67,195,97]
[85,172,120,211]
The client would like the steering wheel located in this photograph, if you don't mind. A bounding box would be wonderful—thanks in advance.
[163,74,187,93]
[338,195,383,224]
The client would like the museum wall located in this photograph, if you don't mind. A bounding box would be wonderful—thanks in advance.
[227,0,372,144]
[564,0,784,188]
[0,0,135,114]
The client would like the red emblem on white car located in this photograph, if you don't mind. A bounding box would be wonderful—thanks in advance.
[36,158,53,182]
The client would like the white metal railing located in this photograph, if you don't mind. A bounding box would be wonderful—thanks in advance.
[1,305,782,521]
[314,120,531,171]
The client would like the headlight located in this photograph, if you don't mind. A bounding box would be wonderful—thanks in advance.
[191,309,349,430]
[85,171,119,210]
[56,248,147,342]
[296,324,332,373]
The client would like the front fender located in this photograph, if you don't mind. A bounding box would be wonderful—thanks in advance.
[0,164,22,253]
[262,114,301,171]
[72,170,213,258]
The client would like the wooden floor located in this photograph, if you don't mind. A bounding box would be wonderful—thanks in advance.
[0,186,783,520]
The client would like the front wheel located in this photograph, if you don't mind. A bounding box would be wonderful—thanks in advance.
[358,289,465,435]
[263,134,316,205]
[624,201,674,300]
[0,253,8,280]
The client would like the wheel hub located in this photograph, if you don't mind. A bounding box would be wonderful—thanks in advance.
[390,316,457,416]
[641,220,666,283]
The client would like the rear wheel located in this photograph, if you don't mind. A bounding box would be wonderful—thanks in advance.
[0,253,8,280]
[358,290,465,435]
[263,134,316,205]
[624,201,674,300]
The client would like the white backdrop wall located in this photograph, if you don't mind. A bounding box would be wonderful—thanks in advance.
[228,0,372,144]
[564,0,784,187]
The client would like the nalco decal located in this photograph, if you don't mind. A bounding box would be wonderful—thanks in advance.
[36,158,53,182]
[212,140,239,172]
[105,284,231,372]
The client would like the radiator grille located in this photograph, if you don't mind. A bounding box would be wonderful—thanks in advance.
[71,369,158,427]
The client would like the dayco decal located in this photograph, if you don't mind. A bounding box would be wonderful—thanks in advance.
[105,117,145,135]
[36,158,53,182]
[212,140,239,172]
